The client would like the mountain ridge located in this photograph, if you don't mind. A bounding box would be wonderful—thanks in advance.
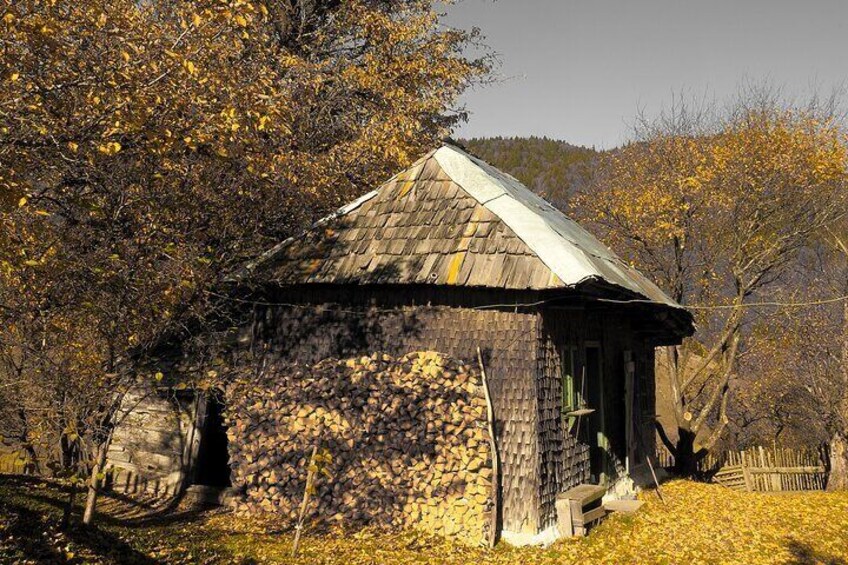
[457,136,601,208]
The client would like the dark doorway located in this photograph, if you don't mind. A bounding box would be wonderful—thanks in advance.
[194,395,232,487]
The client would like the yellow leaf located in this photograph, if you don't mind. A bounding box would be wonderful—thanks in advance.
[121,51,131,63]
[234,14,247,27]
[192,13,202,27]
[3,13,14,24]
[68,141,78,152]
[9,72,19,82]
[97,141,122,155]
[17,197,26,207]
[185,60,196,75]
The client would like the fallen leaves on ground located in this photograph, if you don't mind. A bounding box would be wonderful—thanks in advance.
[1,476,847,564]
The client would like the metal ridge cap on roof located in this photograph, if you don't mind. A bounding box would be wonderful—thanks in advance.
[433,144,684,310]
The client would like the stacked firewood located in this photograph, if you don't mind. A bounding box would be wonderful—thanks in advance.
[223,351,493,545]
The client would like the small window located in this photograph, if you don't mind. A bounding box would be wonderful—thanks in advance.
[561,345,580,432]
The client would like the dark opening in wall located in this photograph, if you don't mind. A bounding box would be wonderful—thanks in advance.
[194,395,232,488]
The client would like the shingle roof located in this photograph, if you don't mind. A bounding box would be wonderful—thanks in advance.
[241,145,685,311]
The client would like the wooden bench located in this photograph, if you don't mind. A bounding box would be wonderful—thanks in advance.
[556,484,607,537]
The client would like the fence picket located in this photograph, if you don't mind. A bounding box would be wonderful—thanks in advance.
[656,443,827,492]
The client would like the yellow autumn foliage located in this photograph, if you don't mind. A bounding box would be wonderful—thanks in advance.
[0,0,488,525]
[203,480,848,565]
[575,101,848,467]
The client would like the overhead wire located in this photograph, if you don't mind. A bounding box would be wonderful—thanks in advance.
[205,289,848,313]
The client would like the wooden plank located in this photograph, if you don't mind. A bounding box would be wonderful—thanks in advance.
[604,499,644,514]
[476,347,500,548]
[570,499,585,537]
[556,496,574,538]
[747,466,825,474]
[583,506,607,524]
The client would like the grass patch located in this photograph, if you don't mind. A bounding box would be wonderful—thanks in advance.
[1,475,847,564]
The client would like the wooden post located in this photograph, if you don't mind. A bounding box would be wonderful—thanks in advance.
[742,458,753,493]
[477,347,500,548]
[624,351,636,474]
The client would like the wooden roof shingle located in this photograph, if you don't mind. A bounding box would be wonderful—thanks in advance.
[239,145,686,312]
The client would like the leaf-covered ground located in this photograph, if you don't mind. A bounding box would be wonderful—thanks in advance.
[1,475,847,564]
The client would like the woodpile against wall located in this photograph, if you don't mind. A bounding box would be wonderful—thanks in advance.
[223,351,494,545]
[252,292,542,535]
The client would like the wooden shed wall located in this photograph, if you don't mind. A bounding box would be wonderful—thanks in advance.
[107,389,201,497]
[248,285,545,534]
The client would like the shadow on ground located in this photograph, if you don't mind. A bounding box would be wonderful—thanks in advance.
[0,474,217,564]
[785,539,847,565]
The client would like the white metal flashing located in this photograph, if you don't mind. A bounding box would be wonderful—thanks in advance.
[501,524,561,547]
[434,145,681,308]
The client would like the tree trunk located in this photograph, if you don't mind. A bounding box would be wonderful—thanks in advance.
[674,428,699,477]
[828,432,848,491]
[60,480,78,530]
[16,409,41,475]
[22,443,40,476]
[834,284,848,490]
[82,442,108,525]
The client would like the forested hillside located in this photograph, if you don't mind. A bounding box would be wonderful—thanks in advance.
[460,136,599,207]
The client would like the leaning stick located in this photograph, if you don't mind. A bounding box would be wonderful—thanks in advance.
[646,454,666,505]
[292,444,319,557]
[477,347,500,548]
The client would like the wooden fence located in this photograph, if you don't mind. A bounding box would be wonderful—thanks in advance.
[657,445,828,492]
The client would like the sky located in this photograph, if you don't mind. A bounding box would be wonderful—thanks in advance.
[444,0,848,149]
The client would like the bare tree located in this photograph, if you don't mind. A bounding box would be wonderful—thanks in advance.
[576,91,848,475]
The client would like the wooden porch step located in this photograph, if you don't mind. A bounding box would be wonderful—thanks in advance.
[556,483,608,538]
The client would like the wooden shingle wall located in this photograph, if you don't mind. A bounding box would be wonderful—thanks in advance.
[249,286,543,534]
[537,310,594,529]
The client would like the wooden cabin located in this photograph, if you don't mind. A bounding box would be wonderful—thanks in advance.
[227,144,694,543]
